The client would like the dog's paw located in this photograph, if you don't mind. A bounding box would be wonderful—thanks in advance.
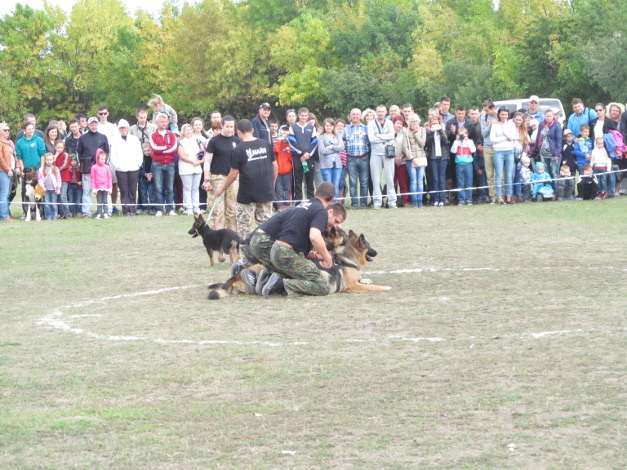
[359,279,373,285]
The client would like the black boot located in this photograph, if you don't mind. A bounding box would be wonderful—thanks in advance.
[261,273,285,299]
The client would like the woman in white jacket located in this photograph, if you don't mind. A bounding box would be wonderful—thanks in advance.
[490,108,518,205]
[177,124,205,215]
[110,119,143,215]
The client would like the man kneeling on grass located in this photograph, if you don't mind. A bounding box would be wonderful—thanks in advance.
[242,182,346,298]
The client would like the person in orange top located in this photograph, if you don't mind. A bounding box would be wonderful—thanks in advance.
[273,127,293,210]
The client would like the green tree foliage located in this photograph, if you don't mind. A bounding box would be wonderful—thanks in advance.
[0,0,624,126]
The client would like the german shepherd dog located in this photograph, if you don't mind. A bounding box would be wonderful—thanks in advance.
[23,167,42,222]
[188,213,241,266]
[207,228,390,299]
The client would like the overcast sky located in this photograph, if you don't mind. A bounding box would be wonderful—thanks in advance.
[0,0,175,18]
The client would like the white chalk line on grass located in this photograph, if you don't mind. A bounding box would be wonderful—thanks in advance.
[37,269,627,347]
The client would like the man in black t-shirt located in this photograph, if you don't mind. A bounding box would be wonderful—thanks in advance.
[202,115,240,231]
[244,182,346,298]
[213,119,277,241]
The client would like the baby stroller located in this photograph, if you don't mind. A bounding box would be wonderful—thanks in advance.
[535,184,554,202]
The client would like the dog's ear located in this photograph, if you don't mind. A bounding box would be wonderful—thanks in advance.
[193,214,198,220]
[348,229,357,238]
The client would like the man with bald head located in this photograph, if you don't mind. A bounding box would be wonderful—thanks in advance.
[343,108,370,209]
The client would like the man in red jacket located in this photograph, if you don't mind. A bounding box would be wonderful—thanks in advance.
[149,113,178,216]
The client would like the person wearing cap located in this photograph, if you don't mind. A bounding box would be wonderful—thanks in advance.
[561,128,577,177]
[110,119,143,216]
[251,102,272,144]
[77,117,110,217]
[524,96,544,125]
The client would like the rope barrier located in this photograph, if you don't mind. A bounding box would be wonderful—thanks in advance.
[8,167,627,207]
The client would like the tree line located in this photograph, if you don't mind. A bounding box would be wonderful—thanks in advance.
[0,0,624,129]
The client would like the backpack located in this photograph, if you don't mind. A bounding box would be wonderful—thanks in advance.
[608,129,626,158]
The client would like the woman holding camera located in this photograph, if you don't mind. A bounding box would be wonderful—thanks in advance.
[177,124,205,215]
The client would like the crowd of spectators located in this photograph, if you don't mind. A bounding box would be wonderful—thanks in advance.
[1,95,626,223]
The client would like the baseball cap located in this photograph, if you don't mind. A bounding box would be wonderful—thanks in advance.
[117,119,130,129]
[529,95,540,103]
[563,128,573,136]
[87,117,98,124]
[259,102,271,110]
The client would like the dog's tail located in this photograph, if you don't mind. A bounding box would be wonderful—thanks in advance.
[207,277,238,300]
[208,288,228,300]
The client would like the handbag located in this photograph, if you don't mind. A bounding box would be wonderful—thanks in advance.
[385,144,396,158]
[412,156,427,168]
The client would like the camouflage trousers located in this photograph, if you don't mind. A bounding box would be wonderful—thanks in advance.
[236,201,273,241]
[248,231,275,271]
[207,174,238,232]
[269,242,331,297]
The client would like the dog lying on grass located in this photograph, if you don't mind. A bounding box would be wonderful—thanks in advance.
[207,229,391,299]
[188,214,241,266]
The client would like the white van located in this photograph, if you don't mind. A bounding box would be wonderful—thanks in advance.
[494,98,566,121]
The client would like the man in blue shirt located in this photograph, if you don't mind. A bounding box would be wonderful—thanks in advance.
[343,108,370,209]
[567,98,597,136]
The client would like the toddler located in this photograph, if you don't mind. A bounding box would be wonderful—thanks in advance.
[574,125,593,173]
[589,136,611,199]
[561,129,577,175]
[37,152,62,219]
[555,164,575,200]
[531,161,553,201]
[53,141,72,219]
[67,157,82,216]
[90,149,112,218]
[518,155,533,202]
[577,163,598,200]
[450,127,476,205]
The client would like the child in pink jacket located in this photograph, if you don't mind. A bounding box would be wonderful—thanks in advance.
[90,149,112,219]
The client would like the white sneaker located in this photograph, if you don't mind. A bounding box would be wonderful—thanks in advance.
[168,210,178,216]
[103,214,110,219]
[155,211,163,217]
[95,214,102,219]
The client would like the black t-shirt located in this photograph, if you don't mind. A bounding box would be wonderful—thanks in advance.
[207,134,240,176]
[259,207,298,239]
[277,198,327,253]
[230,138,275,204]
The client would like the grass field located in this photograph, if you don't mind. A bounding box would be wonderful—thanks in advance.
[1,199,626,469]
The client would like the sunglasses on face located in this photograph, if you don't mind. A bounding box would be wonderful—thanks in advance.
[595,108,604,112]
[98,112,108,116]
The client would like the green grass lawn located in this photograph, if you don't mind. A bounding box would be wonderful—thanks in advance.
[1,199,626,469]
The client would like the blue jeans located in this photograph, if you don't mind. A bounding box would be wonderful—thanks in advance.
[276,173,291,204]
[81,174,92,216]
[547,157,560,180]
[44,190,58,219]
[456,163,473,203]
[338,167,347,192]
[138,177,156,212]
[347,157,369,207]
[59,182,70,216]
[405,162,425,204]
[0,171,10,219]
[320,167,343,199]
[493,150,514,198]
[594,168,608,193]
[152,162,175,212]
[68,183,82,214]
[608,164,617,196]
[431,158,448,204]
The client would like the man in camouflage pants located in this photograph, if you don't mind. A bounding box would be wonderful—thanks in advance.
[212,119,277,241]
[251,182,346,297]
